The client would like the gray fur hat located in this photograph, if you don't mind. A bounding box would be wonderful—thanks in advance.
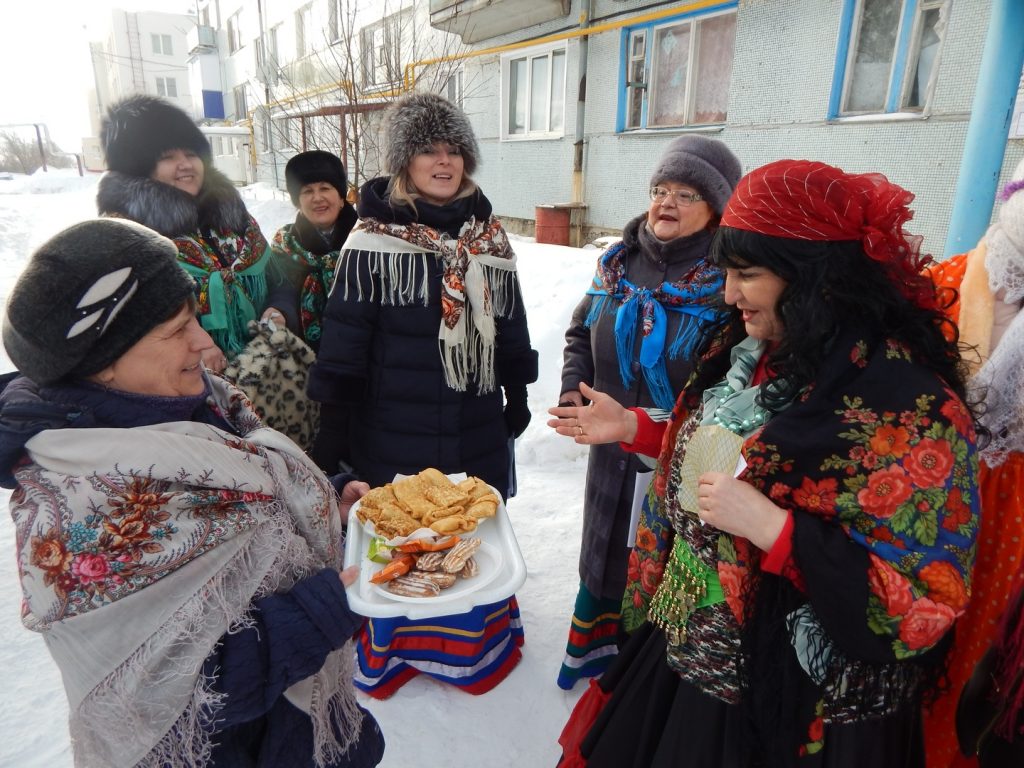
[3,219,195,385]
[101,95,211,178]
[649,135,742,215]
[385,92,479,177]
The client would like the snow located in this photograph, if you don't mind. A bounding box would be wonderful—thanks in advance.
[0,176,600,767]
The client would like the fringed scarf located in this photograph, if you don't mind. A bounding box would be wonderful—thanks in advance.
[341,216,518,393]
[270,208,355,347]
[585,238,726,411]
[176,214,271,359]
[10,376,362,768]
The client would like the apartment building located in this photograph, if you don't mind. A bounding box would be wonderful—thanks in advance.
[183,0,1021,254]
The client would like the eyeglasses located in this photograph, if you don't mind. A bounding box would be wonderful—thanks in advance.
[650,187,704,206]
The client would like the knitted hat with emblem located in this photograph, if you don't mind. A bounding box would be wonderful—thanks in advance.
[3,218,195,385]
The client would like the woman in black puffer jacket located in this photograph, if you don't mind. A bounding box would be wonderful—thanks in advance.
[308,92,537,699]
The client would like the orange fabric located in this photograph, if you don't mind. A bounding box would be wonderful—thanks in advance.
[923,255,1024,767]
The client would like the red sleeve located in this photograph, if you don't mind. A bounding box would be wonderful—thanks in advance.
[760,511,805,591]
[619,408,666,458]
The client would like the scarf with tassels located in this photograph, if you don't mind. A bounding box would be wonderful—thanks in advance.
[585,242,726,410]
[270,220,346,347]
[343,216,518,393]
[175,214,271,359]
[10,375,362,768]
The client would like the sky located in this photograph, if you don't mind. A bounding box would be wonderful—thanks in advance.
[0,1,194,152]
[0,170,597,767]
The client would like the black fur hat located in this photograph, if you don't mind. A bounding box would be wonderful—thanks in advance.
[3,219,195,385]
[285,151,348,206]
[384,92,479,177]
[101,95,211,178]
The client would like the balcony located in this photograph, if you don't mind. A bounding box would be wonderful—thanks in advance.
[429,0,570,43]
[187,25,217,56]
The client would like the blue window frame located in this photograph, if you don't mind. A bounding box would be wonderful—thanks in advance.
[617,3,738,132]
[829,0,948,117]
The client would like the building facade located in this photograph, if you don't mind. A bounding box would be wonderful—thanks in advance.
[168,0,1022,256]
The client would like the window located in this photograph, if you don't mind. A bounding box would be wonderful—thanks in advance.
[501,43,566,139]
[234,85,248,120]
[268,24,280,64]
[151,33,173,55]
[156,77,178,98]
[227,11,242,55]
[445,69,464,108]
[328,0,340,42]
[620,7,736,131]
[296,4,313,58]
[832,0,949,116]
[361,12,405,87]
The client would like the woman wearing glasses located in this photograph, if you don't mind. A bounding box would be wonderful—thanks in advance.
[556,136,742,689]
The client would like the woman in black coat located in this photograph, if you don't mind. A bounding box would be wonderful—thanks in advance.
[307,92,537,698]
[265,150,359,472]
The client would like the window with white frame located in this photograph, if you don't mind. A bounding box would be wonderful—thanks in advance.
[835,0,948,115]
[296,4,314,58]
[155,77,178,98]
[444,69,464,108]
[621,7,736,131]
[269,24,280,63]
[501,43,566,139]
[151,33,173,55]
[227,11,242,55]
[360,11,405,87]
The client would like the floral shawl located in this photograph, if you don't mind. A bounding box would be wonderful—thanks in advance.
[176,214,271,358]
[585,241,727,411]
[270,222,342,348]
[10,376,361,767]
[624,329,980,659]
[338,216,518,393]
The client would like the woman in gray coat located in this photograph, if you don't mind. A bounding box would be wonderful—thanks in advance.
[557,135,741,689]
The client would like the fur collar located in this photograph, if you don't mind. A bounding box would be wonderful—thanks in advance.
[97,166,250,238]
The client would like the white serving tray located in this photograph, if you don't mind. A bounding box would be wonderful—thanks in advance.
[342,477,527,619]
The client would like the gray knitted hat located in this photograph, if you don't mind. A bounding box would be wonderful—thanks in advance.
[648,135,742,215]
[3,219,196,385]
[385,92,479,177]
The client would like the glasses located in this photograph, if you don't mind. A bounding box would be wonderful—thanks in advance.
[650,187,704,206]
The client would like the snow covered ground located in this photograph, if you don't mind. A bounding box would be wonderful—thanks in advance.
[0,170,600,767]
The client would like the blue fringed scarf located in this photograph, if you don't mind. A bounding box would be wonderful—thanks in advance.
[585,239,727,410]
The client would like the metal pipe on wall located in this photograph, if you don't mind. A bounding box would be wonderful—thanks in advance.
[944,0,1024,256]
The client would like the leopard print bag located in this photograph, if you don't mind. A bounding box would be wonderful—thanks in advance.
[224,319,320,452]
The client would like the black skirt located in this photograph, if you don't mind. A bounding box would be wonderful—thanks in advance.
[572,623,926,768]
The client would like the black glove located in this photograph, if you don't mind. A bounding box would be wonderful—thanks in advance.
[503,385,531,438]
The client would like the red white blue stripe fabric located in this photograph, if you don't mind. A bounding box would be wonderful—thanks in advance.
[354,597,525,698]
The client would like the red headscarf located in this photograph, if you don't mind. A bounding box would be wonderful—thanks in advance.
[721,159,937,310]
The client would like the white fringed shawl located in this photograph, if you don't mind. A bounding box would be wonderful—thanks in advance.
[10,377,362,767]
[336,220,519,393]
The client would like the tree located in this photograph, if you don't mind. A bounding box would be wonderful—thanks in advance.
[247,0,477,192]
[0,130,74,175]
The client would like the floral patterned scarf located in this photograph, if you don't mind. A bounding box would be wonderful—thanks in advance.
[270,223,341,347]
[343,215,518,393]
[175,214,271,358]
[10,376,361,767]
[585,241,727,411]
[623,328,980,657]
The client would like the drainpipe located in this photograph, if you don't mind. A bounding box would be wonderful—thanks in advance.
[943,0,1024,256]
[571,0,593,246]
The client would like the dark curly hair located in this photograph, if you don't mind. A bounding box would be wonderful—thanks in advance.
[699,227,971,416]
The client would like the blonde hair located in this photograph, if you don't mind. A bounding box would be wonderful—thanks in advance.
[388,168,478,216]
